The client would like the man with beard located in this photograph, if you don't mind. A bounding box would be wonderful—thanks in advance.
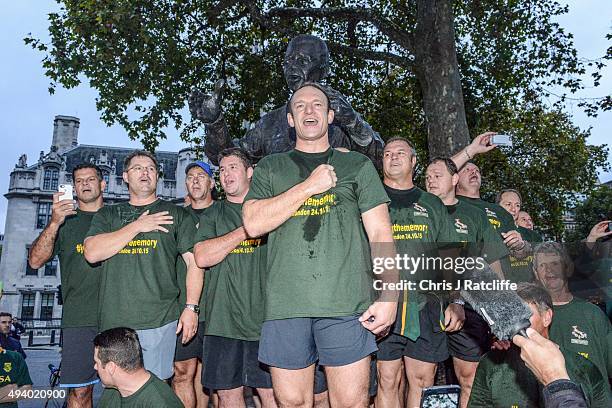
[469,283,609,407]
[243,83,396,407]
[173,161,215,408]
[84,151,202,382]
[424,157,507,408]
[194,148,276,408]
[533,242,611,380]
[29,163,106,408]
[189,34,384,170]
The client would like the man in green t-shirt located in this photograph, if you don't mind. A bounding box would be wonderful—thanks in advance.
[28,163,105,407]
[193,148,275,407]
[375,139,462,407]
[469,283,610,407]
[242,83,396,407]
[532,242,611,380]
[425,157,508,408]
[84,150,203,381]
[0,348,32,407]
[173,161,215,408]
[96,327,184,407]
[496,189,543,283]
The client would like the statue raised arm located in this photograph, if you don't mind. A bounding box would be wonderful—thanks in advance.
[188,35,384,170]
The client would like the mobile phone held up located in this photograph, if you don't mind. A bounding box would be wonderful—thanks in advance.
[58,184,74,202]
[490,134,513,147]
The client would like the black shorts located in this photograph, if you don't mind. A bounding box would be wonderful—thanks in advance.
[201,336,272,390]
[174,321,205,362]
[59,326,99,388]
[377,298,490,363]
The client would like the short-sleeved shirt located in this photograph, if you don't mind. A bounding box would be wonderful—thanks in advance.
[468,346,610,407]
[86,199,196,331]
[507,226,544,283]
[385,185,454,335]
[53,209,102,328]
[445,200,509,263]
[457,196,517,233]
[98,372,183,407]
[550,298,611,379]
[245,148,389,320]
[194,200,266,340]
[176,205,207,322]
[0,349,32,408]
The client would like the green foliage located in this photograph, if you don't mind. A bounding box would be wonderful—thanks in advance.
[26,0,611,233]
[565,185,612,242]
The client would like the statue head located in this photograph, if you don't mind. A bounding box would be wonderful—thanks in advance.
[283,35,330,91]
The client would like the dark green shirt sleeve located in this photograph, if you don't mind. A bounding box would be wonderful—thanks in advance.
[85,206,111,238]
[13,353,32,386]
[481,214,510,263]
[355,159,389,213]
[176,207,196,254]
[245,157,273,201]
[194,205,218,243]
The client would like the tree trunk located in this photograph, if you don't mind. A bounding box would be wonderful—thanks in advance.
[413,0,470,158]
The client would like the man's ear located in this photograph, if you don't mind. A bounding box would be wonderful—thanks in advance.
[246,166,254,180]
[287,112,295,128]
[542,308,553,329]
[451,173,459,187]
[327,108,335,124]
[122,172,129,184]
[106,361,118,376]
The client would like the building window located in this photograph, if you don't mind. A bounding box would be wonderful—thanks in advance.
[43,167,59,190]
[102,171,110,193]
[21,293,35,320]
[44,257,58,276]
[25,246,38,276]
[36,202,52,229]
[40,293,54,320]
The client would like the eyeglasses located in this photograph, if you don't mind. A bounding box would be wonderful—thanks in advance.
[127,165,157,174]
[186,174,210,183]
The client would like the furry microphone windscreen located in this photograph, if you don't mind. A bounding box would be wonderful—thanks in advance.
[460,263,532,340]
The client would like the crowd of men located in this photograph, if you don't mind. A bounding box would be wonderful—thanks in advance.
[15,82,610,407]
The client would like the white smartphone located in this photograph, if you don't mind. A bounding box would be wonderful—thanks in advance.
[58,184,73,201]
[490,134,513,147]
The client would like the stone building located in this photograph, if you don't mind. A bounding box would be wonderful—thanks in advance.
[0,115,203,322]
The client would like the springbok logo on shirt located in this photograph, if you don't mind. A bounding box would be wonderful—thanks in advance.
[571,325,589,345]
[454,218,469,234]
[3,362,11,372]
[413,203,429,217]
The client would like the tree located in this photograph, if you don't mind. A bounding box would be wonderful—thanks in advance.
[26,0,611,234]
[565,185,612,242]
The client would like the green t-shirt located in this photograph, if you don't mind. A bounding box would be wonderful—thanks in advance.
[445,200,509,263]
[53,209,102,328]
[457,196,516,233]
[550,298,611,379]
[176,205,207,322]
[99,373,184,407]
[385,185,453,336]
[245,148,389,320]
[468,346,610,407]
[86,199,196,331]
[505,226,544,283]
[194,200,266,340]
[0,350,32,408]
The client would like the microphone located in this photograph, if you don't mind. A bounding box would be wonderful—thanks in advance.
[460,263,531,340]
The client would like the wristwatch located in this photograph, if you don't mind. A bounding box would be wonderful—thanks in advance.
[451,299,465,306]
[185,304,200,314]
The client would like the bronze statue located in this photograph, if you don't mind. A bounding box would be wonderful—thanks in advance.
[189,35,384,170]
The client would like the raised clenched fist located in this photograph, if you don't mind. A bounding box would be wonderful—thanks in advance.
[188,79,226,124]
